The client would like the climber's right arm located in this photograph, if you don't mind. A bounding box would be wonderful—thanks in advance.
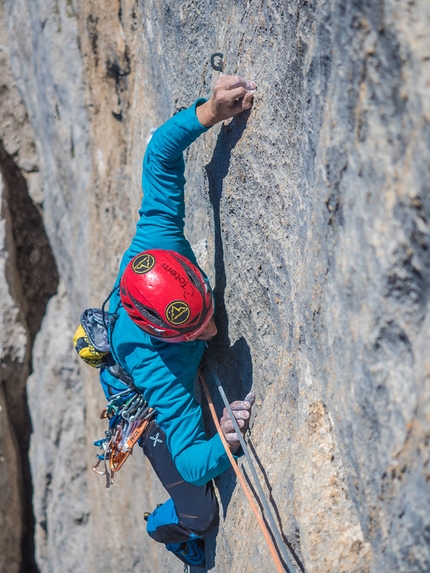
[117,75,256,275]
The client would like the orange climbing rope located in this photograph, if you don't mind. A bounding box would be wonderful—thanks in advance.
[199,371,287,573]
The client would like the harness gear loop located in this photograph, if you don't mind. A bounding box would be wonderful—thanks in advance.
[109,414,152,472]
[92,388,155,488]
[75,303,155,488]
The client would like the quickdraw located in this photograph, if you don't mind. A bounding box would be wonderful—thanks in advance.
[92,388,155,488]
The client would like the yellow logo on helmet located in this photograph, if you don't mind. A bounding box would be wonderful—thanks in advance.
[166,301,190,325]
[132,253,155,274]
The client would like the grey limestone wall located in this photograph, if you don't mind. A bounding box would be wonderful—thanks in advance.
[1,0,429,572]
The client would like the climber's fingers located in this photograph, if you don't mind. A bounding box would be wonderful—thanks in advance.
[196,75,257,127]
[212,75,257,117]
[220,392,255,445]
[216,74,256,94]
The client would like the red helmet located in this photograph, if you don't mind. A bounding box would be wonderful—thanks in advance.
[120,250,214,342]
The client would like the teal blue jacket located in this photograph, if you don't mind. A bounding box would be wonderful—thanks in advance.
[104,100,231,486]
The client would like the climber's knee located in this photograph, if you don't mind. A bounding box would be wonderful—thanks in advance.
[179,495,219,537]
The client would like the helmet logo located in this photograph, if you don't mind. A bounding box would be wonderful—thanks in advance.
[166,301,190,325]
[132,253,155,274]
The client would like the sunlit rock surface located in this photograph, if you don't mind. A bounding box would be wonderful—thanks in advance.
[1,1,429,572]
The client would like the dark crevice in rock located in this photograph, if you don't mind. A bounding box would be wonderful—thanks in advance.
[0,141,59,344]
[0,139,59,573]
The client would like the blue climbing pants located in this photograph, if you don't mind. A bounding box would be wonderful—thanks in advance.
[140,421,219,544]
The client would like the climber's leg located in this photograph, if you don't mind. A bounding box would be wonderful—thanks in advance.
[140,421,218,544]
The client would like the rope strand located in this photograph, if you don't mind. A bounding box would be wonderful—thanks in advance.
[199,371,291,573]
[207,365,296,572]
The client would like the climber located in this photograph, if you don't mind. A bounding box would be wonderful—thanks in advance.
[101,74,257,568]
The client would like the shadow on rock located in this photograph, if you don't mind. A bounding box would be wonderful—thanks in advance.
[201,111,255,570]
[200,337,253,571]
[204,110,251,355]
[244,441,306,573]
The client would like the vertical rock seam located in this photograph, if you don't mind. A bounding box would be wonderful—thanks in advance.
[0,140,58,573]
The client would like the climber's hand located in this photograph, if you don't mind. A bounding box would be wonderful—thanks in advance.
[220,392,255,453]
[196,75,257,127]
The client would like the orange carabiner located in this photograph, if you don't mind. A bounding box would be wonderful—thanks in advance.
[109,415,152,472]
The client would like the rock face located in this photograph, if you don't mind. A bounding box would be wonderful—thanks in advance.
[0,2,58,571]
[1,0,429,572]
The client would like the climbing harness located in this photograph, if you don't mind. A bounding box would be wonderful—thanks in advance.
[210,52,224,72]
[199,365,297,573]
[92,388,155,488]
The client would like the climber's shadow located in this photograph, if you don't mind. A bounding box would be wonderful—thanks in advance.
[204,110,250,351]
[198,111,254,570]
[243,443,306,573]
[199,337,253,572]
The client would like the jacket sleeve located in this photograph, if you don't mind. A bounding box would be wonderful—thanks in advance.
[123,338,233,485]
[118,99,209,275]
[111,100,231,485]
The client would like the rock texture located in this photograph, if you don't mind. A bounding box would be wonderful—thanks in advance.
[1,0,429,572]
[0,2,58,571]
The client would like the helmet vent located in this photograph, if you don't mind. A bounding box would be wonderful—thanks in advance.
[130,294,167,328]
